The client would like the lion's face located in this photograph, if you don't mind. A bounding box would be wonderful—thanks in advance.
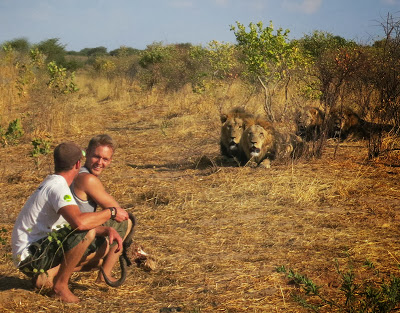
[221,115,246,154]
[295,106,324,139]
[331,109,361,135]
[340,111,360,132]
[241,124,275,163]
[296,107,324,131]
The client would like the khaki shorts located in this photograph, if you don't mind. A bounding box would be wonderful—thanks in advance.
[19,219,128,278]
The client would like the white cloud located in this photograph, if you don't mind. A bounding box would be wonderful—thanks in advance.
[283,0,322,14]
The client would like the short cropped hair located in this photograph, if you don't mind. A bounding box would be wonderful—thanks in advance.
[54,142,83,172]
[87,134,116,154]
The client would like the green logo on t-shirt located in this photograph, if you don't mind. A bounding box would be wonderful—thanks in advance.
[64,194,72,202]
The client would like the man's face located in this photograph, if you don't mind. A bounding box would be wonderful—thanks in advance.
[85,145,113,177]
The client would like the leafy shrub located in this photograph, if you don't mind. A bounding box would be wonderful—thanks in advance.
[31,137,51,157]
[46,61,79,97]
[277,259,400,312]
[0,119,24,146]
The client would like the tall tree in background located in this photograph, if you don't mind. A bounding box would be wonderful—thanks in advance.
[374,13,400,127]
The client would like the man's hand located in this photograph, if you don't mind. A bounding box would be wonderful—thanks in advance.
[114,207,129,223]
[107,227,123,253]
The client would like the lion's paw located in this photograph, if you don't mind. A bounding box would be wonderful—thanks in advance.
[259,159,271,168]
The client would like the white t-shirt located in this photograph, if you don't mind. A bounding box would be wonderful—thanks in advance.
[11,174,77,265]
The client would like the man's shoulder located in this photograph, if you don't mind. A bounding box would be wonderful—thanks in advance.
[39,175,74,204]
[45,174,70,192]
[77,171,98,182]
[79,166,90,174]
[75,171,102,190]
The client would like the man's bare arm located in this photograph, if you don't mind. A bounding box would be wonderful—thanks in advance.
[74,173,120,209]
[59,205,128,230]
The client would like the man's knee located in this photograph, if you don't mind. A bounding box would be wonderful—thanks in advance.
[84,228,97,243]
[69,228,97,251]
[125,219,133,240]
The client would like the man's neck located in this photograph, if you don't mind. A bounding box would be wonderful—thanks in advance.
[56,171,76,186]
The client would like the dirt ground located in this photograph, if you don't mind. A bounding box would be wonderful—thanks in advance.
[1,100,400,312]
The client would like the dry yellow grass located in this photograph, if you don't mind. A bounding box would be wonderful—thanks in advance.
[1,76,400,312]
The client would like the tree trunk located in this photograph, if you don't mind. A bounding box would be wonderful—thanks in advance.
[258,76,274,122]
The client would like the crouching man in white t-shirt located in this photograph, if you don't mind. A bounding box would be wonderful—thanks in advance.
[11,142,130,303]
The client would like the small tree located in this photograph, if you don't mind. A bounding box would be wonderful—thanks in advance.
[47,61,78,97]
[373,13,400,127]
[298,31,356,111]
[2,37,31,53]
[231,21,301,121]
[138,42,172,89]
[80,46,108,57]
[188,41,240,95]
[34,38,68,68]
[109,46,141,57]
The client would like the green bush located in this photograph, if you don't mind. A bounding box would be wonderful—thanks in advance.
[277,259,400,312]
[31,137,51,157]
[0,119,24,146]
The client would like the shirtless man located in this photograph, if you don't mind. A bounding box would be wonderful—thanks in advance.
[70,134,132,283]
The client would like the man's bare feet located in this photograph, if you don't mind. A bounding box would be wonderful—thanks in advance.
[33,273,54,289]
[52,284,80,303]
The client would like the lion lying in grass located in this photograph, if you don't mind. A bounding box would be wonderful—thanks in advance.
[295,106,325,141]
[330,108,396,141]
[220,108,254,160]
[238,119,304,168]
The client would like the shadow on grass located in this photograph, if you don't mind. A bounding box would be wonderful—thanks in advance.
[127,155,240,172]
[0,275,32,291]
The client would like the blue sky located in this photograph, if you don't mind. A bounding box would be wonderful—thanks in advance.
[1,0,399,52]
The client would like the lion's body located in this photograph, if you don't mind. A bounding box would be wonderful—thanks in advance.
[329,108,363,140]
[275,132,305,160]
[331,108,396,141]
[239,119,304,168]
[295,106,325,141]
[330,108,389,140]
[220,108,254,159]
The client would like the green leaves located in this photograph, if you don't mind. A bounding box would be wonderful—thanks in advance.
[230,20,297,79]
[278,259,400,313]
[0,118,24,147]
[139,42,171,68]
[230,20,304,120]
[46,61,79,97]
[31,137,51,158]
